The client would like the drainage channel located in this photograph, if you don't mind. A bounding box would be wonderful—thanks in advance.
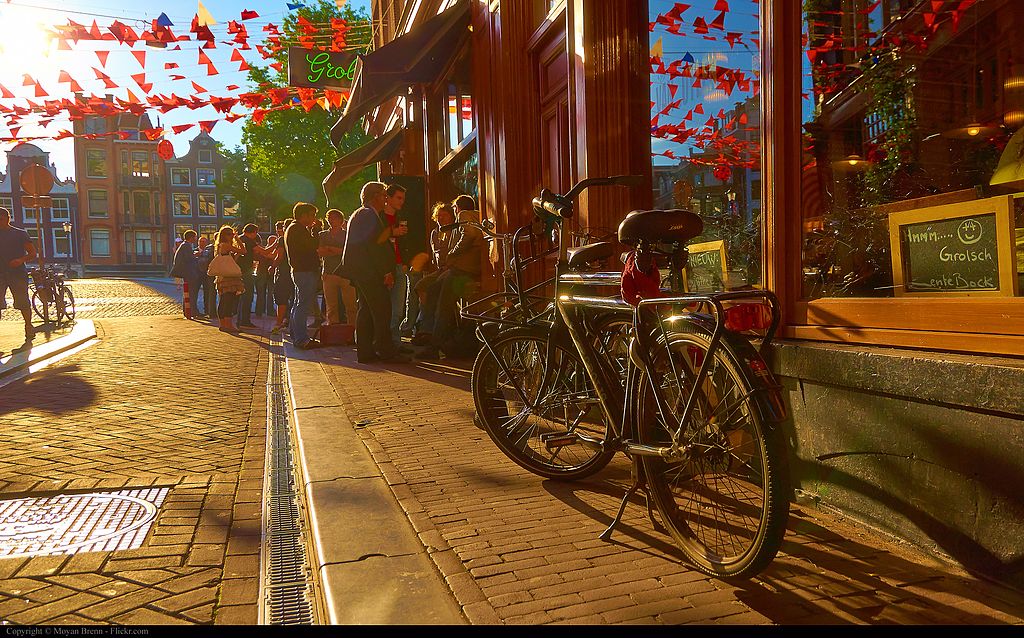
[259,340,321,625]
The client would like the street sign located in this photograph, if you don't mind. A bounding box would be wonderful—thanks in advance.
[19,164,55,196]
[22,195,54,208]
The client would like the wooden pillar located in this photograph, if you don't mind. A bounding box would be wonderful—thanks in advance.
[568,0,652,234]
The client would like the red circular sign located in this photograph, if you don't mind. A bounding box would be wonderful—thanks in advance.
[19,164,54,196]
[157,139,174,161]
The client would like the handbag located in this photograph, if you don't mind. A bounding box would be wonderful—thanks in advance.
[207,253,242,278]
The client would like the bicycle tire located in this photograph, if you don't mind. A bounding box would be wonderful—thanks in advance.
[637,328,789,579]
[31,288,51,323]
[57,286,76,325]
[472,325,614,481]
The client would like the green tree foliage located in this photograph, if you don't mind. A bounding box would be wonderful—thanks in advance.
[217,0,373,224]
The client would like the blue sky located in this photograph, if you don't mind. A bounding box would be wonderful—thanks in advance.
[0,0,371,179]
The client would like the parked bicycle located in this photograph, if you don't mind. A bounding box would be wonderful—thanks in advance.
[463,176,790,579]
[29,265,76,327]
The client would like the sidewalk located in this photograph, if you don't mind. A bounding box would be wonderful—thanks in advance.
[285,344,1024,625]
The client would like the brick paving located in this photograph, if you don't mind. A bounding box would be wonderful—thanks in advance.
[2,278,182,321]
[0,314,268,625]
[316,348,1024,625]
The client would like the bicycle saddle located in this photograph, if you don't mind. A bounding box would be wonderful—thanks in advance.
[567,242,615,270]
[617,209,703,246]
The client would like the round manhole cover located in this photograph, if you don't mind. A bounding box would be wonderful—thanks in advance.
[0,487,170,558]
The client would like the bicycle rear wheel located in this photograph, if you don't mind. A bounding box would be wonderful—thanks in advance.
[637,329,788,579]
[472,326,614,481]
[31,288,51,323]
[57,286,76,325]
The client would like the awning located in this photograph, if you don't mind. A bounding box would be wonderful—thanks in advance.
[329,0,470,147]
[322,126,405,201]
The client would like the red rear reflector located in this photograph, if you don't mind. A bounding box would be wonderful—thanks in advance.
[724,303,772,332]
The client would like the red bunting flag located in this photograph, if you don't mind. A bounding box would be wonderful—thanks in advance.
[95,50,109,67]
[191,81,208,93]
[164,62,179,69]
[132,50,146,67]
[714,0,729,10]
[171,123,195,134]
[239,60,251,72]
[169,74,186,81]
[22,74,35,86]
[34,83,48,98]
[0,84,15,99]
[199,120,217,133]
[240,9,259,20]
[226,84,240,91]
[230,49,244,62]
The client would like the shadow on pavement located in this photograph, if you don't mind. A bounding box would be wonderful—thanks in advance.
[0,364,97,416]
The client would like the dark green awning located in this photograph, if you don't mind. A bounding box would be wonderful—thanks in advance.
[323,125,405,201]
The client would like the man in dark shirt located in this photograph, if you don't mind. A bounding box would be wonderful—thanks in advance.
[343,181,408,363]
[236,223,260,328]
[0,206,37,343]
[170,229,201,317]
[285,203,321,349]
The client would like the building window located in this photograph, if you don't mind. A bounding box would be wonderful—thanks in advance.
[83,117,107,135]
[0,196,12,216]
[86,149,107,178]
[171,168,191,185]
[799,1,1024,300]
[50,198,70,222]
[174,224,195,241]
[135,231,153,260]
[131,151,150,178]
[222,195,239,217]
[133,192,151,223]
[121,129,140,141]
[649,0,762,290]
[200,224,218,241]
[172,193,192,216]
[442,48,474,157]
[52,230,71,258]
[198,194,217,216]
[196,169,216,187]
[23,206,37,224]
[90,229,111,256]
[198,149,213,163]
[87,190,108,218]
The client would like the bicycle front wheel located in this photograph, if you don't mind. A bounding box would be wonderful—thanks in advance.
[31,288,51,322]
[637,329,789,579]
[472,326,614,481]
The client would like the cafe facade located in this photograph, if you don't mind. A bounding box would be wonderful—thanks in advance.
[333,0,1024,583]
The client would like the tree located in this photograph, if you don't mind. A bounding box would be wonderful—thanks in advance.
[217,0,374,223]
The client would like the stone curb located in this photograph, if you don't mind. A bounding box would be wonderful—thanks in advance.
[283,345,466,625]
[0,319,97,383]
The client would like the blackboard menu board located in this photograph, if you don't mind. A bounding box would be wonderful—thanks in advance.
[889,196,1018,297]
[685,240,727,292]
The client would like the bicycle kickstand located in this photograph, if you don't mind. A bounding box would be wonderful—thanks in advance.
[599,482,638,542]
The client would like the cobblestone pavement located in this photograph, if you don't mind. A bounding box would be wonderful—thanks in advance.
[0,315,268,624]
[315,348,1024,625]
[2,278,182,321]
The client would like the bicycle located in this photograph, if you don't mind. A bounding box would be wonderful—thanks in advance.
[464,176,790,579]
[29,265,76,327]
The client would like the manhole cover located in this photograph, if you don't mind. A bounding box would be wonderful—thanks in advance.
[0,487,170,558]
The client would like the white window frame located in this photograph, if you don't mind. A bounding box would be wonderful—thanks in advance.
[87,189,108,218]
[52,229,71,258]
[86,149,107,178]
[50,197,70,222]
[222,195,239,217]
[22,206,38,224]
[198,149,213,164]
[0,196,12,215]
[172,193,193,217]
[170,167,191,186]
[135,231,153,257]
[197,193,217,217]
[90,229,111,257]
[196,169,216,187]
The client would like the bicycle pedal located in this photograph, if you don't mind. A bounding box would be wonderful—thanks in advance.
[539,432,577,450]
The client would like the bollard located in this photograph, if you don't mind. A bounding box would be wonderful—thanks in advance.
[182,279,192,319]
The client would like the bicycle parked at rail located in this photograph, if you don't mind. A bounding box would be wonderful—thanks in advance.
[29,264,76,327]
[463,176,790,579]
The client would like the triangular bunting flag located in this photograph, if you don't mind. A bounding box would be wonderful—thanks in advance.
[95,50,109,67]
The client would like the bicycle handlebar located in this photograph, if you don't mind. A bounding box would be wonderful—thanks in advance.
[531,175,643,220]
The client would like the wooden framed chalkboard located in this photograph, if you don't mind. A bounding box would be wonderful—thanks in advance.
[888,195,1019,297]
[684,240,728,292]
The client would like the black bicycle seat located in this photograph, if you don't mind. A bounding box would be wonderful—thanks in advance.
[617,209,703,246]
[567,241,615,270]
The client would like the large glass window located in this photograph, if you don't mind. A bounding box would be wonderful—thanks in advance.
[135,231,153,261]
[222,195,239,217]
[197,169,216,186]
[650,0,762,290]
[200,224,218,241]
[131,151,150,178]
[171,168,191,185]
[88,190,108,217]
[801,0,1024,299]
[442,48,474,156]
[52,230,71,257]
[86,149,107,178]
[50,198,70,221]
[133,192,151,223]
[90,229,111,256]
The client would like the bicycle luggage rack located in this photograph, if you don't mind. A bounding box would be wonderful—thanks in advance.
[461,291,553,329]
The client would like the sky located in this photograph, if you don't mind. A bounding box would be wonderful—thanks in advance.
[0,0,371,180]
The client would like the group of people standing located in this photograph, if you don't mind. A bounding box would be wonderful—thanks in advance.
[170,179,484,362]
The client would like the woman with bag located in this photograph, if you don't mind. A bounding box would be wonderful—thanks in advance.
[208,226,245,333]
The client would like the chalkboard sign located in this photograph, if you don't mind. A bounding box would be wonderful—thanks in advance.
[889,195,1018,297]
[684,240,728,292]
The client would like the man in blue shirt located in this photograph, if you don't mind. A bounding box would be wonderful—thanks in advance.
[0,206,38,343]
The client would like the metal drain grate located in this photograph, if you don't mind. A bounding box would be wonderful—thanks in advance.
[0,487,169,558]
[259,342,318,625]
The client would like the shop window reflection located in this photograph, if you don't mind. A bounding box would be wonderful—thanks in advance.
[801,0,1024,299]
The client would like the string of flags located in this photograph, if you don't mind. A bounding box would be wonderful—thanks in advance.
[1,3,364,145]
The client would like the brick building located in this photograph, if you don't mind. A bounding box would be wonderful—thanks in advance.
[164,132,237,248]
[0,143,79,270]
[72,112,167,276]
